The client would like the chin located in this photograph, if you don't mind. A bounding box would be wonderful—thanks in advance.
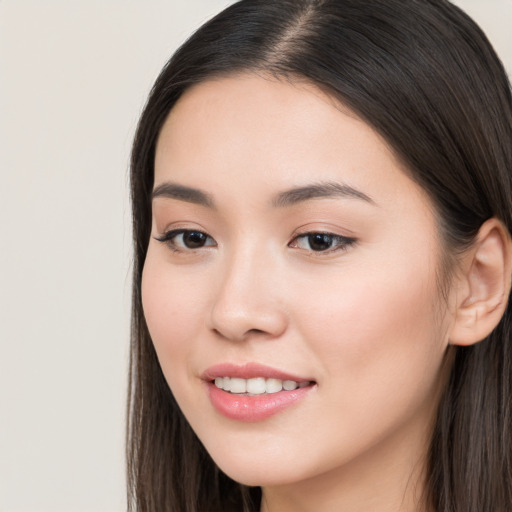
[217,462,296,487]
[203,444,312,488]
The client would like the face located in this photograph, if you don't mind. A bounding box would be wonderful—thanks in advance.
[142,75,455,494]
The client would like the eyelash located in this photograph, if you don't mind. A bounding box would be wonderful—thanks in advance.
[154,229,356,254]
[154,229,216,252]
[290,232,356,254]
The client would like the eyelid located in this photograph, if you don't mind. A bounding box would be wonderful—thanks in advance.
[154,228,217,252]
[152,223,356,255]
[288,230,357,254]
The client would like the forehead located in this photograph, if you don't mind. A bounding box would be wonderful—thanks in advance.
[154,73,431,214]
[158,74,371,155]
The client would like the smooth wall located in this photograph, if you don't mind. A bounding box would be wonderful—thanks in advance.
[0,1,510,511]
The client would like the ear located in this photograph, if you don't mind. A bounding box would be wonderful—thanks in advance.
[449,218,512,346]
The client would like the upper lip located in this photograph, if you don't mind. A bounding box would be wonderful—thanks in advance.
[201,362,313,383]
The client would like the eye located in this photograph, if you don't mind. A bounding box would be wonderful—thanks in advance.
[155,229,216,251]
[290,232,356,253]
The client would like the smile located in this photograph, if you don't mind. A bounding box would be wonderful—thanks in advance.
[213,376,310,395]
[203,363,316,421]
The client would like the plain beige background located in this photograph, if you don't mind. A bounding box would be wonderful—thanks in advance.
[0,1,510,511]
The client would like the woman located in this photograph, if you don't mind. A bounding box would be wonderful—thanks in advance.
[127,1,512,510]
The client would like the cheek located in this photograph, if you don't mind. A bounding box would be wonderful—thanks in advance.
[295,250,448,411]
[141,252,205,377]
[141,252,220,432]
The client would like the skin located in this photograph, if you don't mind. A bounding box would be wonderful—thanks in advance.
[141,74,461,512]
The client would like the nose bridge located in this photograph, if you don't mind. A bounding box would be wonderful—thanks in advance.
[209,240,287,341]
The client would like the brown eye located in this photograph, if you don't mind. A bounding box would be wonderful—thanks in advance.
[307,233,334,251]
[182,231,208,248]
[155,229,216,251]
[290,232,356,253]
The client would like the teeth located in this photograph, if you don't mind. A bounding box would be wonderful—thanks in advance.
[229,378,247,394]
[213,377,309,395]
[247,377,266,394]
[283,380,298,391]
[265,378,283,394]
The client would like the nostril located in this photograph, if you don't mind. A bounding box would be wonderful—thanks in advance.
[247,328,266,335]
[213,327,270,340]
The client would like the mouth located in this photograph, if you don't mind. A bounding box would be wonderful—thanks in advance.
[202,363,316,422]
[212,376,313,395]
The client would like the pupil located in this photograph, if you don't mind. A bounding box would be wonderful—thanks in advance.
[309,234,332,251]
[184,231,206,248]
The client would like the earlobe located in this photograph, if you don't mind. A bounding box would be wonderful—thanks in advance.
[449,218,512,347]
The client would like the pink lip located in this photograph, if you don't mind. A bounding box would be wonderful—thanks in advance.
[202,363,316,422]
[202,362,312,382]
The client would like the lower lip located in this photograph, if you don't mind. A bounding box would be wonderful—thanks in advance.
[207,382,315,422]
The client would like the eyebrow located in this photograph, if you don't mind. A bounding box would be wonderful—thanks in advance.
[151,180,375,209]
[272,181,375,207]
[152,182,215,208]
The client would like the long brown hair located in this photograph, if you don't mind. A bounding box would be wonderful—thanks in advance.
[127,1,512,510]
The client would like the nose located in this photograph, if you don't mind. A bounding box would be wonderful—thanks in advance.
[208,247,288,342]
